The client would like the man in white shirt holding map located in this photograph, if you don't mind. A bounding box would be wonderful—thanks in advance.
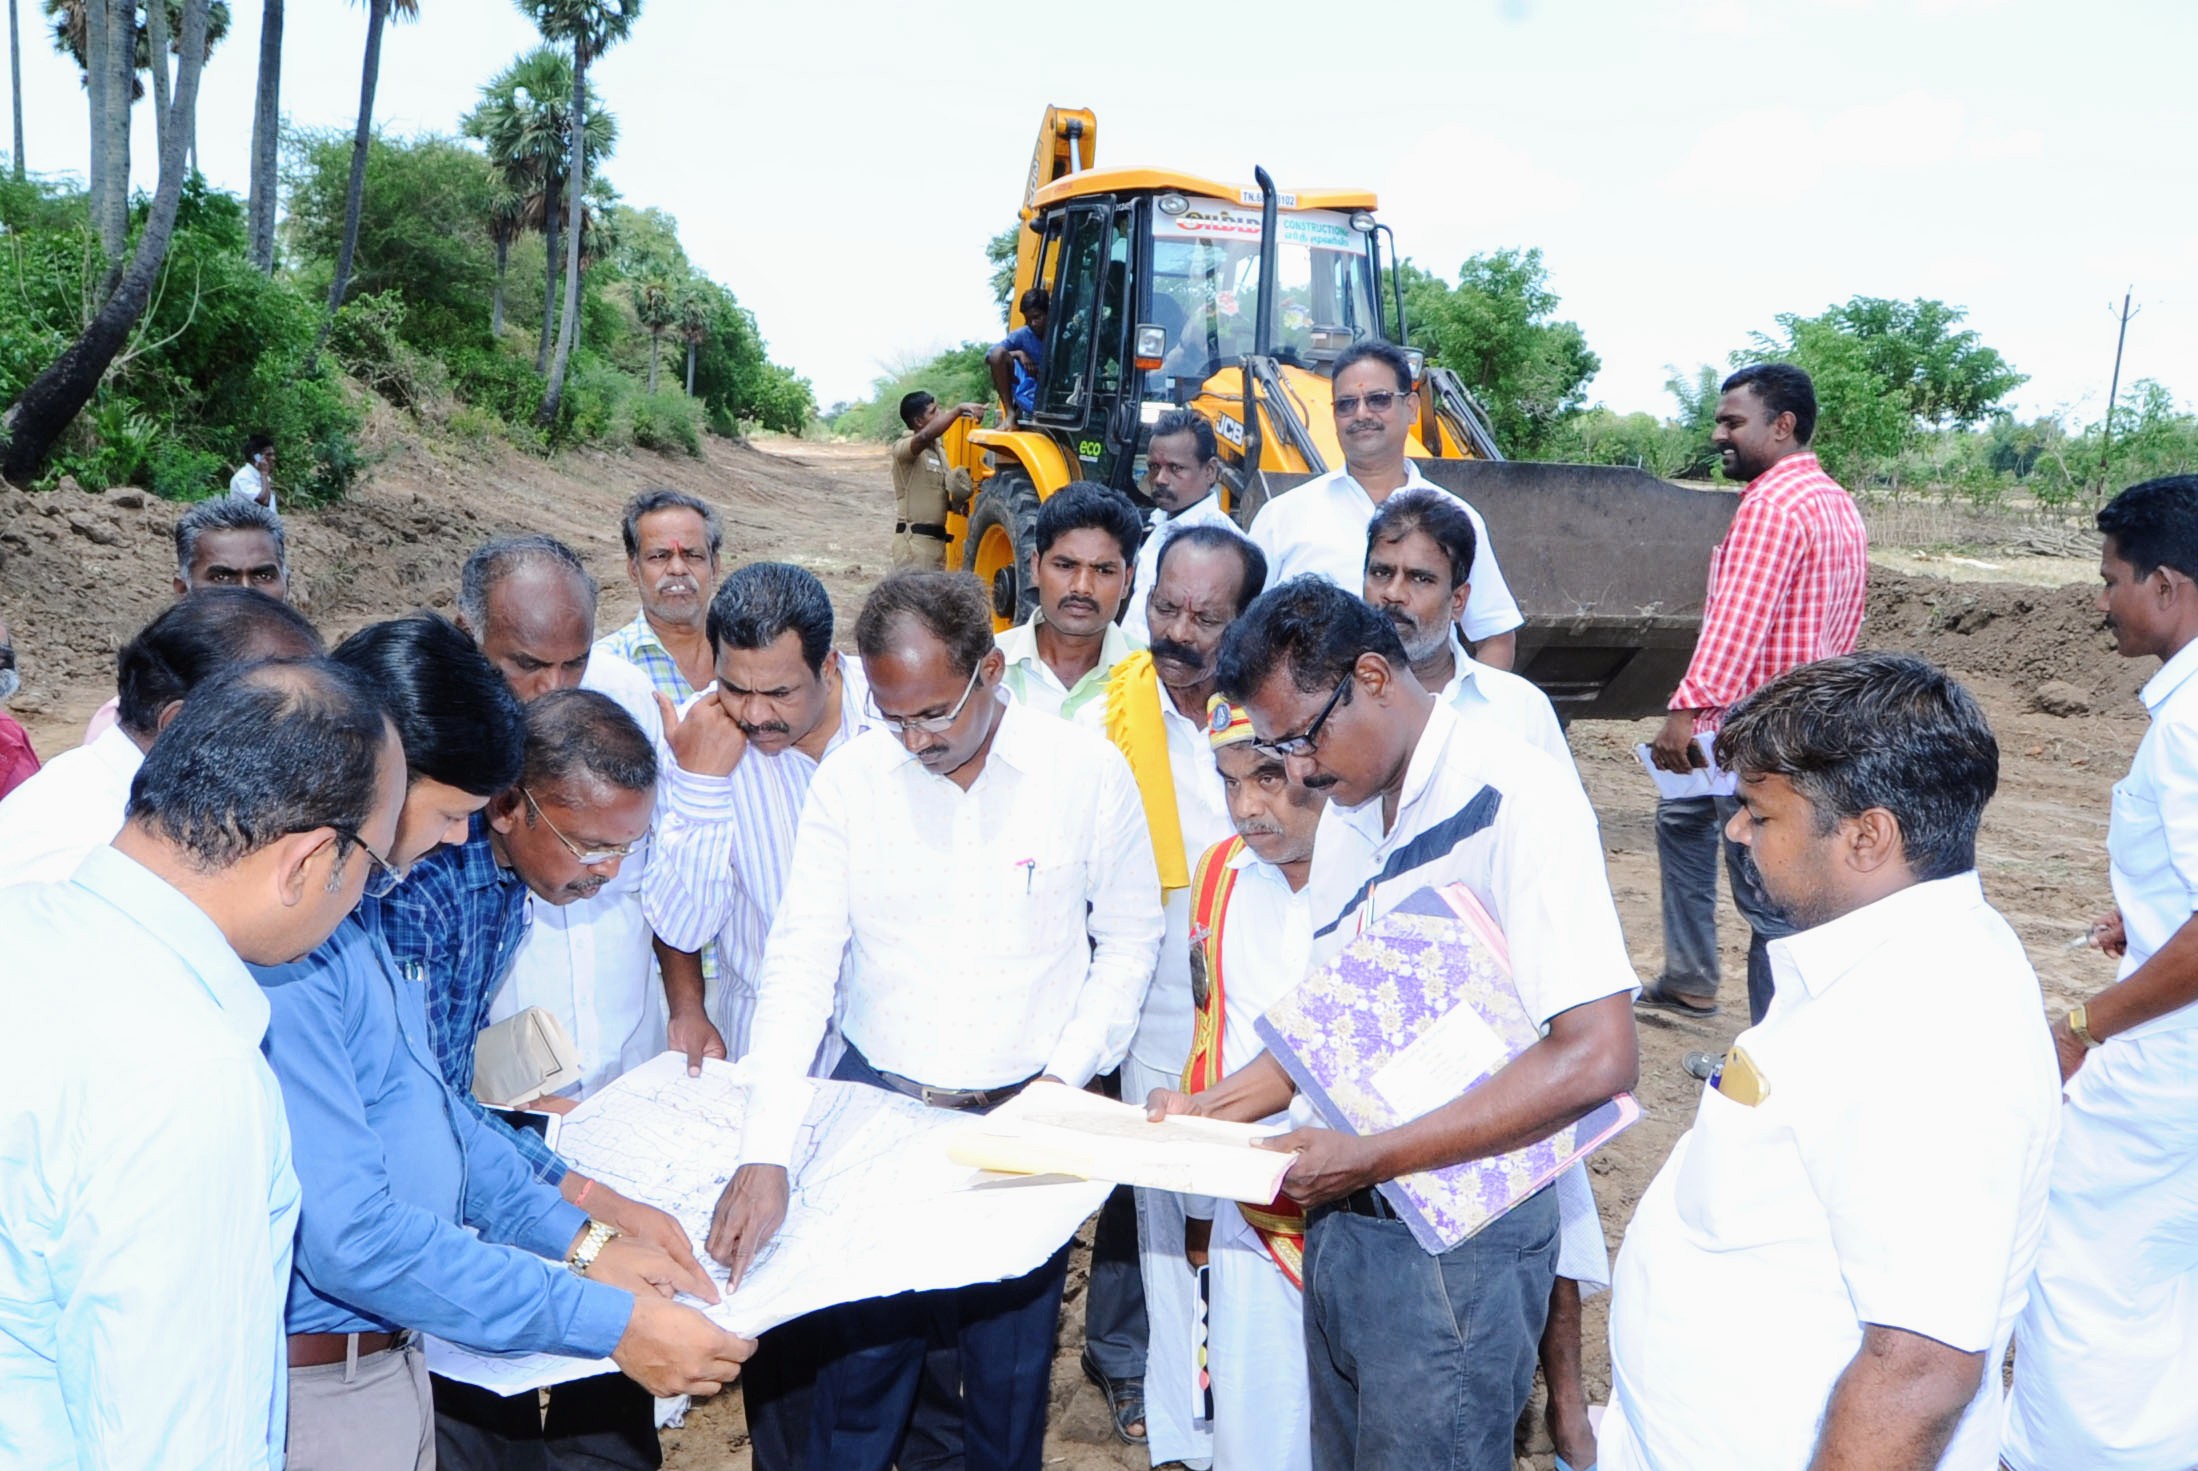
[1151,574,1639,1471]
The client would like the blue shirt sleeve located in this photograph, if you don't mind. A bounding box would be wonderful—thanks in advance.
[259,934,633,1358]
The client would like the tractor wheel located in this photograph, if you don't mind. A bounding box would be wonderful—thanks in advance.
[963,470,1042,630]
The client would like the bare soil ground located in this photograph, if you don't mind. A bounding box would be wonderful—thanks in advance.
[0,434,2137,1471]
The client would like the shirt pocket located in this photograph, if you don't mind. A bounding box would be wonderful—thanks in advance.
[992,855,1087,957]
[1674,1083,1809,1251]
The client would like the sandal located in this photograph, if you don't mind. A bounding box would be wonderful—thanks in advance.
[1634,982,1720,1019]
[1079,1347,1147,1446]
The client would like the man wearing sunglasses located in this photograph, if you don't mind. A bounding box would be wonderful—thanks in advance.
[254,618,752,1470]
[1155,575,1639,1470]
[1246,341,1523,671]
[705,569,1163,1471]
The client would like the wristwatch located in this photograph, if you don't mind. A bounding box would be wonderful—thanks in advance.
[566,1219,621,1276]
[2067,1004,2103,1051]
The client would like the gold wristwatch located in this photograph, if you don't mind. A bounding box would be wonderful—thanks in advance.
[2067,1004,2103,1051]
[566,1219,620,1276]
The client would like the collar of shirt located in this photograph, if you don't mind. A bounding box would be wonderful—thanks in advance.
[598,613,697,705]
[881,693,1041,784]
[1437,627,1486,704]
[996,614,1137,701]
[1330,697,1461,847]
[1766,871,1987,1003]
[2141,634,2198,713]
[1306,458,1432,514]
[1741,450,1827,499]
[73,843,269,1043]
[87,721,145,780]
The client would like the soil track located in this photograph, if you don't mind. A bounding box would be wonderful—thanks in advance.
[0,436,2136,1470]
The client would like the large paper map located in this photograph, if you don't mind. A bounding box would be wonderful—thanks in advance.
[427,1051,1112,1394]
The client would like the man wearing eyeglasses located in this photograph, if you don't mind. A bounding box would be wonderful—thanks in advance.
[1154,575,1639,1471]
[1246,341,1523,671]
[254,618,752,1471]
[704,569,1163,1471]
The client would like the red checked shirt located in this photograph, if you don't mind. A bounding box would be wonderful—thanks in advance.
[1672,451,1868,733]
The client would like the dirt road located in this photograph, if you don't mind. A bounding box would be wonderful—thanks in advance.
[0,434,2133,1470]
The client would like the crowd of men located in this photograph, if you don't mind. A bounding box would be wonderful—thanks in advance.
[2,342,2195,1471]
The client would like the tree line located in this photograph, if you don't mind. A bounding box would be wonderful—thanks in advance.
[0,0,814,497]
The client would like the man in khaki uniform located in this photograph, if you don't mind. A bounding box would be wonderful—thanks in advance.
[891,392,981,569]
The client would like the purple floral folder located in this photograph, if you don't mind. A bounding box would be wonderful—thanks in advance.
[1253,882,1641,1255]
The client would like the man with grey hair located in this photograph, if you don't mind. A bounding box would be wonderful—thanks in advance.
[599,489,726,702]
[173,495,289,600]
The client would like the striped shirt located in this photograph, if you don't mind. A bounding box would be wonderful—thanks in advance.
[643,659,872,1062]
[1671,451,1868,733]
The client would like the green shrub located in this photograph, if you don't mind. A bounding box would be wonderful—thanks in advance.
[447,347,546,427]
[557,354,631,447]
[147,442,231,501]
[629,387,702,457]
[832,343,991,441]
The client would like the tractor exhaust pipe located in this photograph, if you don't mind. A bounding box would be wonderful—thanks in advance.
[1252,165,1279,359]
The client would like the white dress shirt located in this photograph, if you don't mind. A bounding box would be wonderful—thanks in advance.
[2103,634,2198,1031]
[1075,680,1235,1072]
[735,697,1164,1166]
[1123,494,1245,646]
[995,615,1139,721]
[1603,873,2059,1471]
[0,846,299,1470]
[228,461,271,513]
[1305,700,1632,1022]
[644,662,873,1058]
[1435,628,1577,782]
[0,724,144,889]
[481,650,673,1101]
[1247,462,1523,642]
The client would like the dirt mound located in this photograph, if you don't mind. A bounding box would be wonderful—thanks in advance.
[0,432,895,749]
[1861,568,2146,716]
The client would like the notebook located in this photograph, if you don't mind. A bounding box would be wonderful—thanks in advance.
[1254,882,1640,1254]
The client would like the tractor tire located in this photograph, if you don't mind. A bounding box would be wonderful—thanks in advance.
[963,470,1042,629]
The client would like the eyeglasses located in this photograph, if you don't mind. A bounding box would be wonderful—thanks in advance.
[1252,669,1355,760]
[1332,390,1411,417]
[521,787,640,866]
[867,664,984,736]
[334,828,405,899]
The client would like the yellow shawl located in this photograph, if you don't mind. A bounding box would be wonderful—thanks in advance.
[1102,652,1190,893]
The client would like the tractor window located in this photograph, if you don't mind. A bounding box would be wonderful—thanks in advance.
[1038,207,1109,420]
[1094,205,1135,398]
[1148,200,1377,381]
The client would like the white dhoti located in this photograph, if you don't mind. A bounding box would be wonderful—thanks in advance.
[1207,1199,1311,1471]
[1555,1161,1611,1293]
[2005,1022,2198,1470]
[1125,1055,1215,1469]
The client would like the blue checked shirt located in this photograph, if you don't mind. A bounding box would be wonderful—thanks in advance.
[363,812,559,1183]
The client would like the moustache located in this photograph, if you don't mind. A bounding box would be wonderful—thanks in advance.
[658,579,698,596]
[567,879,606,899]
[1344,419,1381,435]
[1058,597,1099,615]
[1302,773,1339,791]
[1148,637,1204,669]
[738,720,792,739]
[1237,824,1282,842]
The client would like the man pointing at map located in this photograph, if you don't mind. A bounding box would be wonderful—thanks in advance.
[703,569,1163,1471]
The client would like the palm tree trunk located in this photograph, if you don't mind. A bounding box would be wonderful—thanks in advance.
[8,0,26,180]
[648,327,660,394]
[147,0,172,161]
[82,1,109,264]
[3,0,212,484]
[325,0,388,319]
[534,38,588,428]
[536,176,561,373]
[684,338,695,396]
[246,0,281,270]
[100,0,132,266]
[491,234,507,335]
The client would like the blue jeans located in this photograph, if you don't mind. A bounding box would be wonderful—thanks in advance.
[789,1045,1068,1471]
[1654,795,1794,1024]
[1302,1186,1559,1471]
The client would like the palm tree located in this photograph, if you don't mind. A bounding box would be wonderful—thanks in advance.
[677,285,708,396]
[141,0,228,168]
[3,0,214,482]
[9,0,25,179]
[325,0,419,324]
[46,0,133,268]
[634,275,673,393]
[515,0,639,428]
[486,184,524,335]
[245,0,280,269]
[462,45,612,369]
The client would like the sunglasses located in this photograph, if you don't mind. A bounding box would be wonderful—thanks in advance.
[1332,389,1411,417]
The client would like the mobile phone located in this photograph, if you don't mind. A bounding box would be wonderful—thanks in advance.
[490,1106,563,1151]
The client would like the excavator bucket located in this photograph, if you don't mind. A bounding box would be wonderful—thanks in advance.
[1261,460,1739,724]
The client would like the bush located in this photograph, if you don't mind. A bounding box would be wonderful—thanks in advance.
[330,291,450,413]
[447,346,546,427]
[628,387,702,456]
[831,342,991,441]
[147,441,231,501]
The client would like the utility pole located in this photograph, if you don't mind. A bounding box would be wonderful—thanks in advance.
[2098,288,2139,501]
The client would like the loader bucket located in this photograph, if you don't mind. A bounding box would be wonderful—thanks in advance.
[1260,460,1739,724]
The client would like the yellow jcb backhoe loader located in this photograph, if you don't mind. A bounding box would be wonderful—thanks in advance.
[936,106,1736,722]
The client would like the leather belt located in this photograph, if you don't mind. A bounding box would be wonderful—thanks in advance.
[871,1067,1036,1112]
[288,1330,400,1368]
[895,521,950,541]
[1336,1187,1400,1221]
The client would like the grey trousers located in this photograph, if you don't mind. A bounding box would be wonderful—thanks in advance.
[287,1333,436,1471]
[1653,795,1795,1024]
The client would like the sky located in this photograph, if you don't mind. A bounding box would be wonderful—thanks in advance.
[4,0,2192,422]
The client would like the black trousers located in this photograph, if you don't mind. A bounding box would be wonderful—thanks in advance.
[431,1370,658,1471]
